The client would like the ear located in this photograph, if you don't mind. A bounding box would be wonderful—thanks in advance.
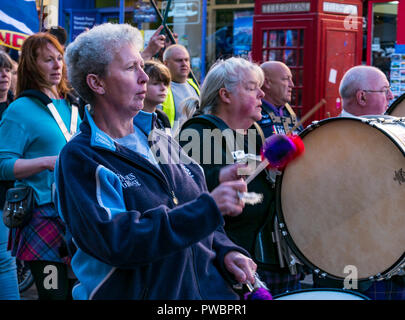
[262,77,271,90]
[86,74,105,95]
[218,87,232,104]
[355,90,367,106]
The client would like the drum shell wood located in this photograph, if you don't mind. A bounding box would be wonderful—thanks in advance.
[276,116,405,281]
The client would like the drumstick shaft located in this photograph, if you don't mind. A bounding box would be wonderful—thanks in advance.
[245,159,269,184]
[288,99,326,134]
[246,99,326,185]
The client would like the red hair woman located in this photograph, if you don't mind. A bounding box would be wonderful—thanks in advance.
[0,33,81,300]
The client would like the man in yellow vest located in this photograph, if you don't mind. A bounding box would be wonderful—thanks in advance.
[162,44,200,131]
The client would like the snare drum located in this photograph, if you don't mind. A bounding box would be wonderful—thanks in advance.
[274,288,369,300]
[386,93,405,117]
[276,116,405,282]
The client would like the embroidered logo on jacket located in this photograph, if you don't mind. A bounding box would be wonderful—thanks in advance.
[117,173,141,188]
[181,164,194,178]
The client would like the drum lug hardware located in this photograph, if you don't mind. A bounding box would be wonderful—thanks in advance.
[369,273,384,281]
[279,222,285,229]
[281,231,288,237]
[289,254,302,266]
[309,121,320,129]
[313,269,326,278]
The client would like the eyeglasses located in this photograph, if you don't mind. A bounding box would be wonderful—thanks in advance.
[361,87,392,97]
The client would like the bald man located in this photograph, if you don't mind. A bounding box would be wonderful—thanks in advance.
[257,61,302,138]
[339,65,394,117]
[161,44,200,130]
[255,61,305,295]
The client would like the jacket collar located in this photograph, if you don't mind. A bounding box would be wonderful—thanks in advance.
[83,108,157,152]
[261,99,284,116]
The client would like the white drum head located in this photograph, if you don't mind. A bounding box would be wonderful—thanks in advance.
[274,289,368,300]
[278,117,405,280]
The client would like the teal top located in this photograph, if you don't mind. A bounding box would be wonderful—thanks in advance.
[0,96,81,205]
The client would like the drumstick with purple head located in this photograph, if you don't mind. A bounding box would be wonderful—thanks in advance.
[244,273,273,300]
[245,99,326,185]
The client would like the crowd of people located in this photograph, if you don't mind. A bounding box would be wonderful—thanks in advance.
[0,21,403,300]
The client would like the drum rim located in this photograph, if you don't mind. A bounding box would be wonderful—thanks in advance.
[275,116,405,282]
[273,288,370,300]
[385,92,405,115]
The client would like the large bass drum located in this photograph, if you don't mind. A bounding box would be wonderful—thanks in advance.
[386,93,405,117]
[275,116,405,282]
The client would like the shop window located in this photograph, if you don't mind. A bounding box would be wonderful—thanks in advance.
[369,1,398,84]
[215,0,253,3]
[95,0,117,8]
[212,9,253,62]
[261,29,304,110]
[216,0,237,4]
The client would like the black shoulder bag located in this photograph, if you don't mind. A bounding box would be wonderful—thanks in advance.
[3,186,34,228]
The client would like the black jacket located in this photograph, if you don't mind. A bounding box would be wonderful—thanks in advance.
[180,114,281,270]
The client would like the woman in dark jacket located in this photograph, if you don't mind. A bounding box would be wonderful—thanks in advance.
[179,57,304,296]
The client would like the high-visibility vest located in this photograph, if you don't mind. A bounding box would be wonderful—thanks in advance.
[162,78,200,127]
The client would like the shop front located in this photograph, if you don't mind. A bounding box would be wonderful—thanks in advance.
[251,0,405,122]
[44,0,252,82]
[39,0,257,83]
[365,0,405,101]
[251,0,364,122]
[37,0,405,107]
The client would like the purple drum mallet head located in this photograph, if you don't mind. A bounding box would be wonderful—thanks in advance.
[262,134,297,169]
[244,288,273,300]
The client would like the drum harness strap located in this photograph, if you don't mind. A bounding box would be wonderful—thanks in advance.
[255,123,303,275]
[184,114,303,274]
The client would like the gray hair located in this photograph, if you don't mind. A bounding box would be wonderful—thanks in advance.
[197,57,264,114]
[339,65,386,100]
[64,23,143,104]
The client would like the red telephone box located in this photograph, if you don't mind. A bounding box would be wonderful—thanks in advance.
[252,0,363,123]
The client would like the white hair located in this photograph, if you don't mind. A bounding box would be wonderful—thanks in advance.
[197,57,264,114]
[339,65,386,100]
[64,23,143,104]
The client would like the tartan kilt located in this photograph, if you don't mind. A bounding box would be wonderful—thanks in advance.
[7,203,71,265]
[257,268,303,297]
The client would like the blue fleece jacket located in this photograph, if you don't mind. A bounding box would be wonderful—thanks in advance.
[55,109,249,300]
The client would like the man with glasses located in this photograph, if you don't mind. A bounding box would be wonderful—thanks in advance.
[339,65,393,117]
[314,65,405,300]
